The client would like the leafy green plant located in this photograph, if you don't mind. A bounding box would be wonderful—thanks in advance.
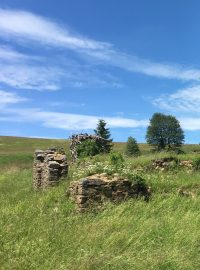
[132,174,147,189]
[192,157,200,170]
[56,146,66,154]
[77,139,99,158]
[109,151,124,168]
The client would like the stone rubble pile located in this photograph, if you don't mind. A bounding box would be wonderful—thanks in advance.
[33,148,68,190]
[152,157,193,170]
[179,160,193,168]
[178,187,197,198]
[69,173,151,212]
[152,157,178,170]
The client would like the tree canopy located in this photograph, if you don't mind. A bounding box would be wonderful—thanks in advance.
[146,113,184,151]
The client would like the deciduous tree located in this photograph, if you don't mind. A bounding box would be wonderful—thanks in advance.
[146,113,184,151]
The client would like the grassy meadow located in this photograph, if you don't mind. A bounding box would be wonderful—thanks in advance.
[0,136,200,269]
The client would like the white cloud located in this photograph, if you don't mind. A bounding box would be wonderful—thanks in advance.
[0,46,121,90]
[1,93,200,131]
[153,85,200,112]
[0,9,109,50]
[179,117,200,130]
[0,45,30,61]
[0,90,27,107]
[3,105,200,131]
[0,63,62,90]
[152,85,200,131]
[0,46,62,90]
[87,50,200,81]
[48,101,86,108]
[0,9,200,82]
[0,107,148,130]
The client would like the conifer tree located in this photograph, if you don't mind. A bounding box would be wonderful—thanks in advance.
[94,119,113,153]
[125,136,140,156]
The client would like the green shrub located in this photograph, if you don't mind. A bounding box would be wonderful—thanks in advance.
[122,173,149,198]
[192,157,200,169]
[132,175,147,189]
[77,139,99,158]
[109,151,124,168]
[56,146,66,154]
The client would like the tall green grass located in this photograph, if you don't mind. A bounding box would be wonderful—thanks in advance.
[0,136,200,269]
[0,168,200,269]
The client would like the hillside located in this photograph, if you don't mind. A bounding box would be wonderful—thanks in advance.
[0,136,200,269]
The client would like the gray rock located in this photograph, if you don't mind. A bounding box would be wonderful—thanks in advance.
[69,176,151,212]
[48,161,60,169]
[33,148,68,190]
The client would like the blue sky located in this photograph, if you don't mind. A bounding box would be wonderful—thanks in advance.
[1,0,200,142]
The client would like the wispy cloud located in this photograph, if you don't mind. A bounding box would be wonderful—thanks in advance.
[103,52,200,81]
[0,45,31,61]
[85,49,200,81]
[0,9,109,50]
[179,117,200,130]
[0,63,63,90]
[153,85,200,112]
[152,85,200,131]
[48,101,86,108]
[0,107,148,130]
[0,46,63,90]
[3,105,200,131]
[1,92,200,131]
[0,9,199,82]
[0,90,27,107]
[0,46,121,90]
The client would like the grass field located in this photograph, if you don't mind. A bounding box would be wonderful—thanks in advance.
[0,136,200,269]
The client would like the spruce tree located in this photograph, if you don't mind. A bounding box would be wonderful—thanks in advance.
[94,119,113,153]
[125,136,140,156]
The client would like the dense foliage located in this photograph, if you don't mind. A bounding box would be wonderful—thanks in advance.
[125,136,140,156]
[109,151,124,168]
[76,120,113,158]
[146,113,184,151]
[77,139,99,158]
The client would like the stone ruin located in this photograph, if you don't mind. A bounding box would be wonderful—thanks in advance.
[69,174,151,212]
[152,157,193,170]
[180,160,193,168]
[33,148,68,190]
[152,157,179,170]
[69,133,108,163]
[178,187,197,199]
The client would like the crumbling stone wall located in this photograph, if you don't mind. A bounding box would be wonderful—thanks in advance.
[69,133,108,163]
[152,157,179,170]
[33,148,68,189]
[151,157,193,170]
[69,174,150,212]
